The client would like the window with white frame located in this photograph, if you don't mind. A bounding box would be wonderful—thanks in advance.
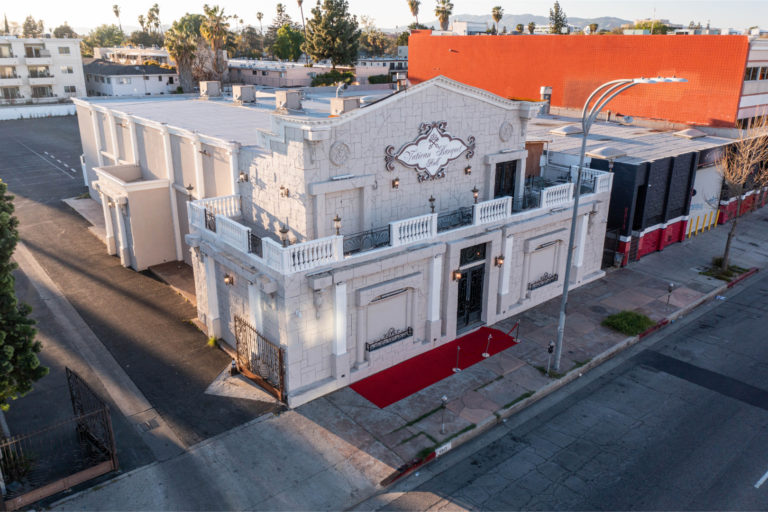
[117,77,131,84]
[58,47,71,55]
[63,85,76,93]
[60,66,74,74]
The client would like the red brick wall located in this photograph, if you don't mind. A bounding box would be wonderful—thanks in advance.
[409,33,749,127]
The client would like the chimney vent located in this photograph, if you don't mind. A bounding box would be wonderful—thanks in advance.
[233,84,256,104]
[540,85,552,115]
[200,81,221,98]
[275,90,302,112]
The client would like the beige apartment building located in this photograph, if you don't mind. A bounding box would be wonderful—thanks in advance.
[73,77,612,407]
[0,36,85,104]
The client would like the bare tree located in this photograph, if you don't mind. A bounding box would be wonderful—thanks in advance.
[716,115,768,271]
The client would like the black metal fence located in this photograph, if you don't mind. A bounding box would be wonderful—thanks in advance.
[343,226,391,256]
[204,209,217,232]
[0,368,117,510]
[234,316,286,402]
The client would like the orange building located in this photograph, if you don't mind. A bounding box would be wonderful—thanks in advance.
[408,32,765,127]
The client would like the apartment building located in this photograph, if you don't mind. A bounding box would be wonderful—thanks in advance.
[72,77,612,406]
[84,59,178,97]
[94,46,171,66]
[0,36,85,105]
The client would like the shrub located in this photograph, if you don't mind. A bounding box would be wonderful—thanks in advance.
[311,70,355,87]
[367,74,390,84]
[601,310,655,336]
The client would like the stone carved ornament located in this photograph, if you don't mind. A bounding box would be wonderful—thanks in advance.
[499,121,514,142]
[385,121,475,182]
[329,141,351,166]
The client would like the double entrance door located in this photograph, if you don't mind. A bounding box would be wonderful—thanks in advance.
[456,243,486,330]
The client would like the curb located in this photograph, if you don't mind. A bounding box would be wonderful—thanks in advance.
[379,265,761,486]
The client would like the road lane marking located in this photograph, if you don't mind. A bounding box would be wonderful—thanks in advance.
[755,468,768,489]
[13,140,75,179]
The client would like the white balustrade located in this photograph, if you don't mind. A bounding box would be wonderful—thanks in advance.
[197,194,241,218]
[261,236,343,273]
[187,201,205,231]
[595,173,613,194]
[262,237,287,270]
[540,182,574,209]
[473,196,512,225]
[390,213,437,246]
[217,216,251,253]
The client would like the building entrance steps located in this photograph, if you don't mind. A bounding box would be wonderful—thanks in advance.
[147,261,197,306]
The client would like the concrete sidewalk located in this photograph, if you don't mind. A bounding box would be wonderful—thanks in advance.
[53,205,768,510]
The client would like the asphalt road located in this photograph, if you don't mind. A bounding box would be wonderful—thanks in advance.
[0,116,279,467]
[376,270,768,511]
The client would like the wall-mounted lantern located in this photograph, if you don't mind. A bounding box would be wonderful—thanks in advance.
[429,195,436,213]
[333,214,342,236]
[223,274,234,286]
[495,255,505,267]
[452,270,462,281]
[279,223,290,247]
[464,165,472,175]
[279,185,290,198]
[472,186,479,204]
[239,171,249,182]
[392,177,400,189]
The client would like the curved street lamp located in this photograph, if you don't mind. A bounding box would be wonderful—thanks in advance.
[553,76,687,371]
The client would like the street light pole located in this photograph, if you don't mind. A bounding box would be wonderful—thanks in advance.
[552,76,686,371]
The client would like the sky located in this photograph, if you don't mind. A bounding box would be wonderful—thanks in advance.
[3,0,767,33]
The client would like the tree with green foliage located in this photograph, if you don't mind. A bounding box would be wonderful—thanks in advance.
[22,16,43,38]
[81,24,124,57]
[0,181,48,411]
[311,69,354,86]
[271,24,304,61]
[3,15,10,36]
[633,20,670,34]
[548,1,568,34]
[434,0,453,31]
[147,3,162,34]
[396,21,428,46]
[360,16,393,57]
[303,0,361,69]
[265,3,294,51]
[201,4,232,81]
[113,5,123,34]
[53,23,77,39]
[233,26,262,58]
[128,30,164,47]
[407,0,420,25]
[515,23,523,33]
[588,22,598,34]
[165,15,201,92]
[527,21,536,34]
[491,6,503,33]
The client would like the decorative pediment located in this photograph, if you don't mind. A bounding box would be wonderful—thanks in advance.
[385,122,475,182]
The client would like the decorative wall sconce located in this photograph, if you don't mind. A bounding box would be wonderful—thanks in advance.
[392,177,400,189]
[495,255,505,267]
[472,186,479,204]
[279,185,290,198]
[199,148,210,156]
[429,195,436,213]
[279,223,290,247]
[107,200,115,207]
[464,165,472,175]
[333,214,342,235]
[185,183,194,192]
[239,171,249,182]
[452,270,463,281]
[223,274,234,285]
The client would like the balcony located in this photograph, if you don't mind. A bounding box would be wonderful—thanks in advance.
[0,76,21,86]
[28,74,54,85]
[0,56,19,66]
[189,170,613,276]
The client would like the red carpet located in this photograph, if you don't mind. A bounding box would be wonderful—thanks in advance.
[350,326,518,408]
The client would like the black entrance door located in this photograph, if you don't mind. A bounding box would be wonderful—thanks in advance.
[457,264,485,330]
[494,160,517,198]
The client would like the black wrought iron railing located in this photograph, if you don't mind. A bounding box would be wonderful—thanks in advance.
[248,232,263,257]
[343,225,390,256]
[365,327,413,352]
[437,206,473,232]
[204,208,216,232]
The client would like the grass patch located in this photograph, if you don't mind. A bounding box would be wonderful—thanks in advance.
[503,390,534,409]
[442,424,476,444]
[700,257,749,281]
[391,405,444,434]
[207,336,218,348]
[533,365,566,379]
[572,359,591,370]
[417,446,435,459]
[601,310,655,336]
[76,190,91,199]
[474,374,504,391]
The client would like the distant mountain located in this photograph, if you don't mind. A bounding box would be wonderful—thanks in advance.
[411,13,632,32]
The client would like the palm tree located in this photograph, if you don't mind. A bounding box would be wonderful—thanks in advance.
[297,0,308,64]
[491,6,503,33]
[527,21,536,34]
[138,14,146,32]
[434,0,453,31]
[165,22,197,92]
[516,23,524,33]
[201,4,231,81]
[113,5,123,34]
[256,11,264,52]
[407,0,420,25]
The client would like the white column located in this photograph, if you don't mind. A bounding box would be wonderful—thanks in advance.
[248,281,263,332]
[356,304,366,366]
[90,107,104,167]
[162,127,183,261]
[101,193,116,255]
[107,112,120,164]
[499,234,514,296]
[519,251,532,301]
[204,253,221,337]
[333,282,347,356]
[128,118,139,164]
[192,136,206,199]
[428,254,442,322]
[229,143,240,195]
[574,214,589,268]
[114,198,131,267]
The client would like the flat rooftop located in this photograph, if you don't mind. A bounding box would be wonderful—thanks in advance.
[527,114,734,164]
[79,88,393,147]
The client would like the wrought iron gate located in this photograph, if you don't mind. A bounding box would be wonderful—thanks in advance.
[234,316,286,402]
[66,368,118,464]
[602,228,620,268]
